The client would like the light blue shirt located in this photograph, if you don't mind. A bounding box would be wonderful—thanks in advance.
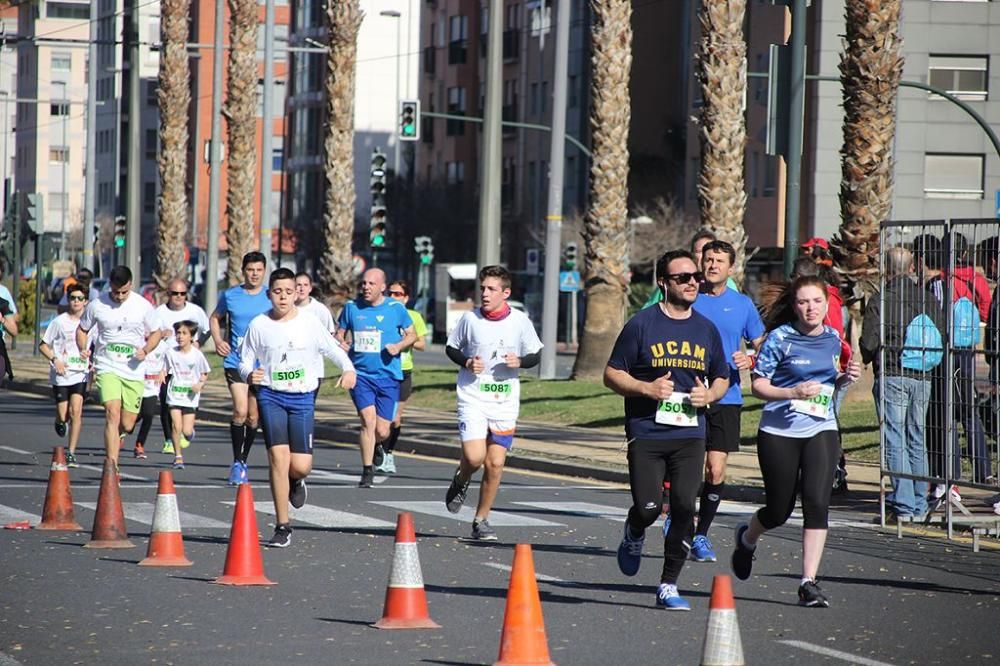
[0,284,17,315]
[693,288,765,405]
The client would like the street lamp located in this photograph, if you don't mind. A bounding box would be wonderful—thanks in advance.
[380,10,403,180]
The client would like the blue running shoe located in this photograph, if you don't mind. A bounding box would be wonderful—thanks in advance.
[656,584,691,611]
[616,520,645,577]
[236,461,249,485]
[661,514,671,539]
[227,461,242,486]
[691,534,717,562]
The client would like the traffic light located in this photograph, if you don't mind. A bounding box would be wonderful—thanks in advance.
[20,192,42,235]
[414,235,434,265]
[369,149,388,248]
[399,99,420,141]
[563,241,578,269]
[114,216,127,248]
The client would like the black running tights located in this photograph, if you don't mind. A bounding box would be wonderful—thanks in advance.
[755,429,840,531]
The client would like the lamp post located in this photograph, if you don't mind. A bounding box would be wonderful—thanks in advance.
[380,10,402,181]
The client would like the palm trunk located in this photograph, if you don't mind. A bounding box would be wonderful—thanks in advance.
[571,0,632,380]
[697,0,749,285]
[224,0,259,285]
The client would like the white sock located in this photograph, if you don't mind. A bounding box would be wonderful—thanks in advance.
[659,583,678,596]
[740,529,756,551]
[801,577,813,586]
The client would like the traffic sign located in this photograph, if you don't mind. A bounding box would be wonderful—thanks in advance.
[559,270,580,293]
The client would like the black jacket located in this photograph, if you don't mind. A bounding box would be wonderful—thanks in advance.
[860,275,944,378]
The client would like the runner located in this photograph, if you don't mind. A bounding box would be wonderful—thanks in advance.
[132,320,172,460]
[75,266,163,468]
[155,278,211,454]
[688,240,765,562]
[164,321,211,469]
[210,252,271,486]
[240,268,357,547]
[377,279,428,474]
[39,283,92,467]
[293,271,336,403]
[336,268,416,488]
[442,265,543,541]
[730,275,861,608]
[604,250,729,610]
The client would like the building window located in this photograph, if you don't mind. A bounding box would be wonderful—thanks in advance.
[145,129,158,160]
[147,82,158,106]
[446,86,466,135]
[46,2,90,19]
[49,146,70,163]
[924,153,984,199]
[568,75,578,108]
[446,161,465,185]
[530,82,539,115]
[272,148,283,171]
[449,15,468,65]
[50,102,70,117]
[540,81,549,114]
[144,182,156,213]
[51,53,72,71]
[928,55,988,101]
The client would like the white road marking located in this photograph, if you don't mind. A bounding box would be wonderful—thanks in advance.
[371,501,565,527]
[779,640,895,666]
[76,502,230,529]
[513,501,628,521]
[309,469,388,485]
[0,446,149,481]
[0,504,41,525]
[482,561,577,585]
[222,501,395,529]
[0,446,33,456]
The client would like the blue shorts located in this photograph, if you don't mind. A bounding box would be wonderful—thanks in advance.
[257,387,314,455]
[349,374,400,421]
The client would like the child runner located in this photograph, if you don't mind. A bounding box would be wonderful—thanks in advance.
[133,325,172,460]
[39,283,92,467]
[163,321,211,469]
[731,275,861,607]
[240,269,357,548]
[443,265,543,541]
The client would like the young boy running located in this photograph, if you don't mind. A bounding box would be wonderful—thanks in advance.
[39,283,92,467]
[240,269,356,547]
[133,326,172,460]
[443,265,543,541]
[164,321,211,469]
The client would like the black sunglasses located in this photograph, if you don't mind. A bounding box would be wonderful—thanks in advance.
[169,291,188,296]
[666,272,704,284]
[68,295,87,302]
[388,290,406,296]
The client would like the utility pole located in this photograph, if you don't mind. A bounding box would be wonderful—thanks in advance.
[83,7,98,272]
[258,0,275,267]
[477,0,503,269]
[539,0,569,379]
[205,0,225,312]
[58,81,68,260]
[782,0,807,276]
[125,0,142,276]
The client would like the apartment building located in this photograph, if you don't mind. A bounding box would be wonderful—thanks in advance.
[0,5,18,228]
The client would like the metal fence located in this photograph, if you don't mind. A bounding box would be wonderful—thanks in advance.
[877,219,999,549]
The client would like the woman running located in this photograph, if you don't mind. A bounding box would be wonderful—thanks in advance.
[730,275,860,607]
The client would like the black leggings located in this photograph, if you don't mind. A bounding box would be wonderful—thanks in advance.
[135,395,160,446]
[159,380,173,441]
[627,437,705,584]
[755,429,840,531]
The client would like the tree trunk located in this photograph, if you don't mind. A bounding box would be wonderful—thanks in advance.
[317,0,363,310]
[571,0,632,381]
[154,0,192,301]
[697,0,749,285]
[224,0,259,286]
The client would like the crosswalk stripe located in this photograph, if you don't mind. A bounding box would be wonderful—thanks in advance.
[222,501,395,529]
[512,501,628,521]
[0,504,41,525]
[370,501,566,527]
[0,446,149,481]
[310,469,388,485]
[76,502,229,529]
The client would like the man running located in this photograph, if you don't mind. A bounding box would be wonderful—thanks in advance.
[76,266,163,468]
[210,252,271,486]
[241,269,356,547]
[293,272,336,402]
[443,265,543,541]
[605,250,729,610]
[687,240,765,562]
[336,268,416,488]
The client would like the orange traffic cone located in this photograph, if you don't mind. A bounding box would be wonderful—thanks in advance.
[214,483,275,586]
[494,544,555,666]
[373,512,440,629]
[139,471,192,567]
[84,458,134,548]
[700,575,745,666]
[37,447,83,531]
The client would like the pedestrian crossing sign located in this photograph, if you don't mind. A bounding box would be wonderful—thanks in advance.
[559,271,581,293]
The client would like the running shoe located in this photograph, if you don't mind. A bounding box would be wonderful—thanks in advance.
[162,439,174,455]
[731,523,756,581]
[661,514,671,539]
[471,518,498,541]
[358,468,375,489]
[373,444,386,468]
[616,520,645,577]
[375,452,397,475]
[656,584,691,611]
[691,535,717,562]
[227,461,243,486]
[236,461,249,485]
[179,437,191,450]
[445,470,471,513]
[289,478,307,509]
[798,580,830,608]
[54,420,67,438]
[66,452,78,468]
[172,456,185,470]
[133,444,147,459]
[268,523,292,548]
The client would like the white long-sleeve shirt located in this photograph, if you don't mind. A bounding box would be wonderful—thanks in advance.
[238,309,354,393]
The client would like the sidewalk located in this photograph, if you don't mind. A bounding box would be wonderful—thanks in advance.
[1,346,884,508]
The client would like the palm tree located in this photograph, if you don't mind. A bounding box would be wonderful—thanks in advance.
[571,0,632,380]
[696,0,748,285]
[830,0,903,318]
[317,0,363,311]
[223,0,259,286]
[154,0,192,301]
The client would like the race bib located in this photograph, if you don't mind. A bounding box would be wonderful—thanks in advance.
[479,380,513,401]
[170,382,194,396]
[65,355,88,372]
[106,342,135,363]
[655,392,698,427]
[354,330,382,353]
[271,366,307,392]
[790,384,835,418]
